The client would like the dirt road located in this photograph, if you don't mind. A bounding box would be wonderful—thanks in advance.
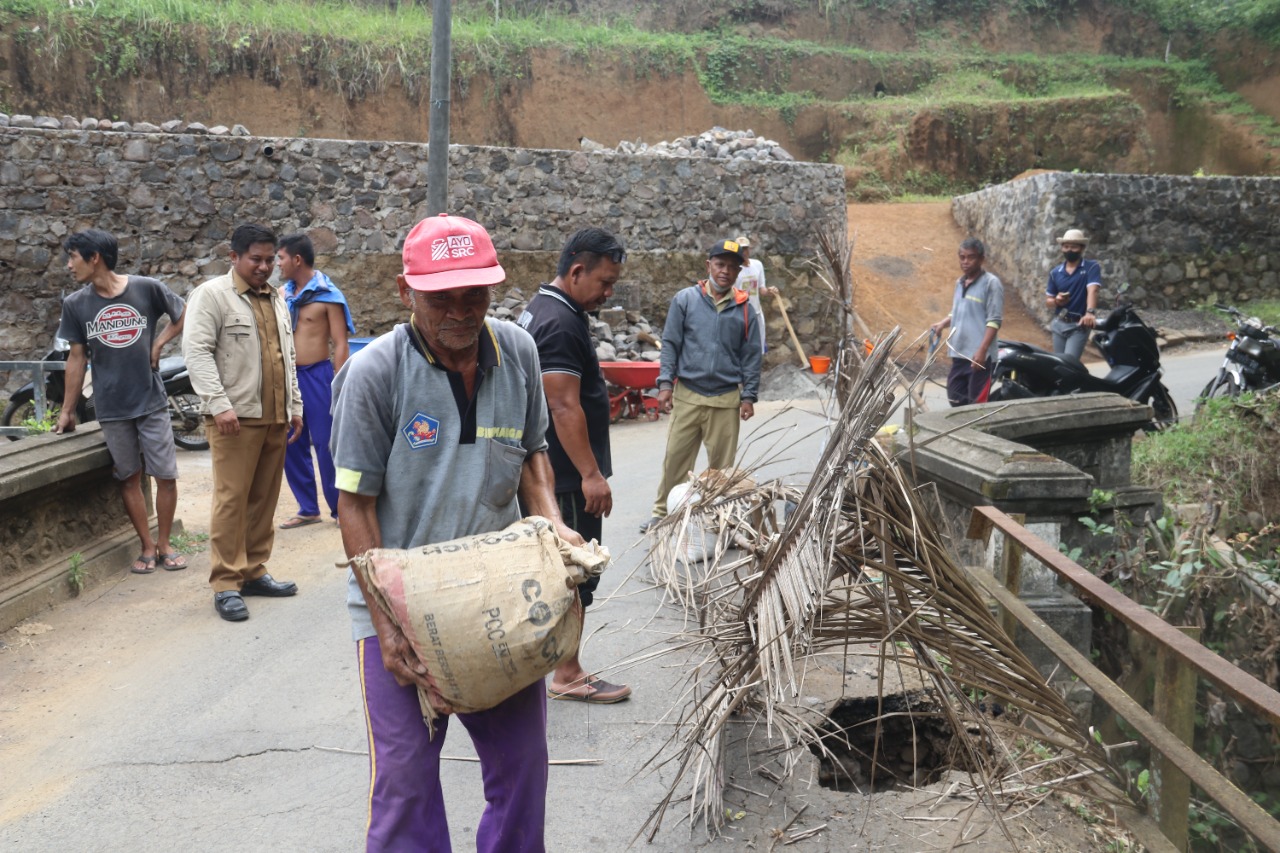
[849,202,1050,351]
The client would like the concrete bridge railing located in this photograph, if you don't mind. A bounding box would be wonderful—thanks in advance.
[0,426,158,631]
[896,393,1161,680]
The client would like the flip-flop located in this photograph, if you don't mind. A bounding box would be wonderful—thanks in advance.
[158,552,188,571]
[548,676,632,704]
[278,516,323,530]
[130,554,157,575]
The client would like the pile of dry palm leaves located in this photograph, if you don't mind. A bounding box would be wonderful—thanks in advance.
[636,234,1126,845]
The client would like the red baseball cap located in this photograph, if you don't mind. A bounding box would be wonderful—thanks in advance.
[402,213,506,291]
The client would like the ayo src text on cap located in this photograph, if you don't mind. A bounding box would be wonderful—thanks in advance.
[402,213,506,291]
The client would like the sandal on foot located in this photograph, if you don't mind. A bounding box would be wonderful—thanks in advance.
[548,675,632,704]
[278,515,322,530]
[130,554,157,575]
[159,552,188,571]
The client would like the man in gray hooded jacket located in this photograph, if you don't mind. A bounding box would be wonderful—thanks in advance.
[642,239,762,532]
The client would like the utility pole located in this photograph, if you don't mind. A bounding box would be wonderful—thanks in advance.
[427,0,452,216]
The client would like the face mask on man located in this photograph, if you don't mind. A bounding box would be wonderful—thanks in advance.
[1063,250,1082,263]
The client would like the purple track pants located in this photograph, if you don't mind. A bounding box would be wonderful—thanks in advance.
[357,636,549,853]
[284,360,339,518]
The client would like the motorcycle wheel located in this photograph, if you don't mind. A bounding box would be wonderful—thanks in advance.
[1194,373,1243,414]
[169,393,209,451]
[987,380,1034,402]
[1148,385,1178,430]
[2,392,37,440]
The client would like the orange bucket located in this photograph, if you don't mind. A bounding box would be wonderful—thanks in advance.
[808,355,831,374]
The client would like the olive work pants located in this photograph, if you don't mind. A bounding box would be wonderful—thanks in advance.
[206,420,288,593]
[650,393,741,519]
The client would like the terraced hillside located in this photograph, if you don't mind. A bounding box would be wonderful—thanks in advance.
[0,0,1277,196]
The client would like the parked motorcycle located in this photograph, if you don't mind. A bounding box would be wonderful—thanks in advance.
[3,338,209,450]
[987,304,1178,428]
[1197,304,1280,405]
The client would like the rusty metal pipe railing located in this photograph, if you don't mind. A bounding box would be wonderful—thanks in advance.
[968,505,1280,852]
[969,505,1280,730]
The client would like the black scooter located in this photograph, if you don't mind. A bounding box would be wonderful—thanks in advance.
[987,305,1178,428]
[3,338,209,450]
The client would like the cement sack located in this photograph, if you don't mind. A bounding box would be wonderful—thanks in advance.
[350,516,609,722]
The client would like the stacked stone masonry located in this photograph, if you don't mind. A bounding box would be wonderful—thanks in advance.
[0,125,847,360]
[951,172,1280,322]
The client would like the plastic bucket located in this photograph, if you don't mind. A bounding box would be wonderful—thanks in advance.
[349,337,374,357]
[808,355,831,374]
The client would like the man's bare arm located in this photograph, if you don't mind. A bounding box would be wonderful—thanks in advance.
[54,343,88,434]
[339,490,452,710]
[517,451,586,547]
[542,372,611,518]
[328,303,350,372]
[152,307,186,355]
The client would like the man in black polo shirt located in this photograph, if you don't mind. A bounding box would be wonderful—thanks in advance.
[517,227,632,704]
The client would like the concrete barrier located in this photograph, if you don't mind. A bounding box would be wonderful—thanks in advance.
[0,425,163,631]
[897,393,1161,680]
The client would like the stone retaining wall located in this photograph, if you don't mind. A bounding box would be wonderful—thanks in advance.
[0,126,847,365]
[951,172,1280,321]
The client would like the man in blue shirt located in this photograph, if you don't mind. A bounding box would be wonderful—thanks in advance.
[1045,228,1103,359]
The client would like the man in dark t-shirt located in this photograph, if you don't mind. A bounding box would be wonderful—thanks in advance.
[516,227,632,704]
[55,228,189,574]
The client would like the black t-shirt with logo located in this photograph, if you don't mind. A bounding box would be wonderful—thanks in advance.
[516,284,612,493]
[57,276,185,421]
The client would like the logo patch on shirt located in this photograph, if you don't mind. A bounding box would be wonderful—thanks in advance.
[86,304,148,348]
[402,412,441,449]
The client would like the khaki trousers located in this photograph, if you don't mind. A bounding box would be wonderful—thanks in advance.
[650,395,741,518]
[207,422,288,592]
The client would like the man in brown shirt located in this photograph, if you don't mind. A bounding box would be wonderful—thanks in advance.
[183,224,304,622]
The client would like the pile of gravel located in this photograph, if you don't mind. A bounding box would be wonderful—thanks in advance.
[489,291,662,363]
[757,363,827,401]
[0,113,249,136]
[584,127,795,163]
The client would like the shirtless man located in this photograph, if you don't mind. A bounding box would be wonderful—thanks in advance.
[277,233,355,529]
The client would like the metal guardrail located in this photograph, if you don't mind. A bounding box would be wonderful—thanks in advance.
[967,505,1280,853]
[0,360,65,438]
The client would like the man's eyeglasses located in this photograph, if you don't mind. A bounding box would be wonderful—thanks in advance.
[573,248,626,265]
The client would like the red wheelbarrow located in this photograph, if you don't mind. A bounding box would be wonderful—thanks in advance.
[599,361,662,423]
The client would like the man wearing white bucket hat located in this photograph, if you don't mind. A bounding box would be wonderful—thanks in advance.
[1045,228,1103,359]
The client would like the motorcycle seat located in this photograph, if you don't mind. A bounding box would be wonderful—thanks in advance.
[999,343,1089,376]
[157,356,186,380]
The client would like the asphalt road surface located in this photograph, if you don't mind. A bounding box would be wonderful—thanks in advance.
[0,389,1118,852]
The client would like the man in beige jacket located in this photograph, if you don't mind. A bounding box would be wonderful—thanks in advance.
[183,223,304,622]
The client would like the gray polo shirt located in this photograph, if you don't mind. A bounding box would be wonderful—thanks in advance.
[330,320,549,641]
[947,271,1004,363]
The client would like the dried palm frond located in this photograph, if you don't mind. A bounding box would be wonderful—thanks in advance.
[636,329,1120,845]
